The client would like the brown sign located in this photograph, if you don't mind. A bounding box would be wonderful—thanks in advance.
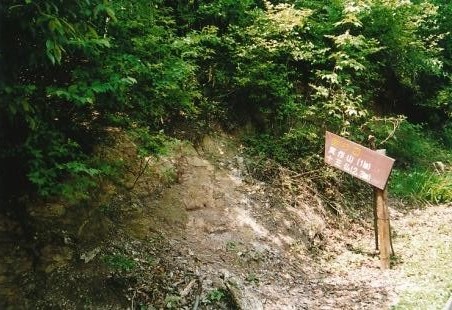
[324,131,395,189]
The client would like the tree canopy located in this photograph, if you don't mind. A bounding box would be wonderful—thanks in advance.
[0,0,450,203]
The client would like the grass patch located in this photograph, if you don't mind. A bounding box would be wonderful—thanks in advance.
[375,121,452,204]
[390,169,452,203]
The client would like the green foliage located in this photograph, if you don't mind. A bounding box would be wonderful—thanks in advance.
[428,85,452,120]
[104,0,202,126]
[367,121,451,204]
[442,122,452,148]
[25,129,83,196]
[369,121,450,167]
[203,288,227,304]
[128,128,168,157]
[367,118,451,203]
[1,0,451,206]
[360,0,449,122]
[390,169,452,204]
[0,0,204,201]
[103,254,136,272]
[0,0,116,201]
[195,0,259,31]
[363,0,444,83]
[245,128,321,169]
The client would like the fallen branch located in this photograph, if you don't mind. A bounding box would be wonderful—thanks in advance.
[181,279,197,297]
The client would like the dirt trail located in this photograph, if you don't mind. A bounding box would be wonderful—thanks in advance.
[164,135,387,309]
[0,132,450,309]
[150,134,452,309]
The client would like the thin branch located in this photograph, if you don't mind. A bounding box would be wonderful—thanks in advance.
[129,156,152,190]
[131,289,136,310]
[378,117,403,146]
[362,116,405,147]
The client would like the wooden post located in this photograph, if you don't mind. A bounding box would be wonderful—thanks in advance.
[373,190,379,252]
[368,136,379,252]
[375,149,391,270]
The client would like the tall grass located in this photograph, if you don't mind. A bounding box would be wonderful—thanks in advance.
[390,169,452,203]
[377,122,452,203]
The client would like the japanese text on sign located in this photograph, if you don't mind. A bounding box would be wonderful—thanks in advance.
[324,131,395,189]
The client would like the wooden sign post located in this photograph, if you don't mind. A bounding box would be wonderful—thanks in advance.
[375,149,392,270]
[324,132,395,269]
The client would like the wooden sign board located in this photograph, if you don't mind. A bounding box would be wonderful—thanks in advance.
[324,131,395,190]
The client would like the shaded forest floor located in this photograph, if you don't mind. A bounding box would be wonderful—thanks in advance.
[0,132,451,309]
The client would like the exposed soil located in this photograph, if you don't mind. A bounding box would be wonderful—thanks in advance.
[0,132,450,309]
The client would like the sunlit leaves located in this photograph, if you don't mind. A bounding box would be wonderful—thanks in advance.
[265,1,313,32]
[362,0,445,88]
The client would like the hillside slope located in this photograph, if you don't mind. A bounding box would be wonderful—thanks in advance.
[0,132,450,309]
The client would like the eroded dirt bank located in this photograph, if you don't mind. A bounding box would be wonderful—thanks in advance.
[0,133,450,309]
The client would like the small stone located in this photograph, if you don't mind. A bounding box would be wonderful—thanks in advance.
[80,247,101,263]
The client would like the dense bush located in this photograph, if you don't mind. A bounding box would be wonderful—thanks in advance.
[0,0,450,204]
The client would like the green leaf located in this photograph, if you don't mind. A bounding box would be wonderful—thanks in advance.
[105,7,117,22]
[121,76,137,85]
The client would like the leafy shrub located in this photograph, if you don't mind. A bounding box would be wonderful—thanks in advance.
[1,0,451,207]
[128,127,168,157]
